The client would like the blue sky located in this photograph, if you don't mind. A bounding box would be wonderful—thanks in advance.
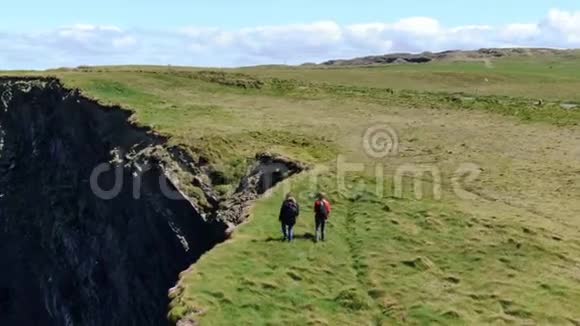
[4,0,580,29]
[2,1,580,69]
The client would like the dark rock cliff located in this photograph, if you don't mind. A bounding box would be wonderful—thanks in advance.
[0,78,303,326]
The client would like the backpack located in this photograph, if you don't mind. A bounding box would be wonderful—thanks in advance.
[316,200,328,218]
[286,200,298,217]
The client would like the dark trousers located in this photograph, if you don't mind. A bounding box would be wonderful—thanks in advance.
[281,222,295,241]
[315,217,327,241]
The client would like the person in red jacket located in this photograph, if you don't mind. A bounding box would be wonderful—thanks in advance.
[314,193,331,242]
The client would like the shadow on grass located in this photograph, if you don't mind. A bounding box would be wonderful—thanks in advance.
[262,232,316,243]
[294,232,316,242]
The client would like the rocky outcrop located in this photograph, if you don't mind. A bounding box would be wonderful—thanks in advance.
[320,48,577,66]
[0,78,304,326]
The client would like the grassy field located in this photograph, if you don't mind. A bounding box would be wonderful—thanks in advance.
[240,55,580,101]
[4,55,580,324]
[169,174,580,325]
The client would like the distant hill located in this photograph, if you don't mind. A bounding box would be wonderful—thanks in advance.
[320,48,579,66]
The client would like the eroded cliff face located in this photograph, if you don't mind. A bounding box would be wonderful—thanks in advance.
[0,78,303,326]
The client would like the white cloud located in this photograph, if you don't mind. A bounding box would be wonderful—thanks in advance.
[502,24,540,38]
[542,9,580,43]
[57,24,123,41]
[545,9,580,33]
[2,9,580,69]
[112,36,137,48]
[392,17,442,36]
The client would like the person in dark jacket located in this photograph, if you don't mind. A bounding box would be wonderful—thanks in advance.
[279,193,300,242]
[314,193,331,242]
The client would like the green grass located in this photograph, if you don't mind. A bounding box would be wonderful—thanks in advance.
[53,67,580,130]
[239,56,580,101]
[169,174,580,325]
